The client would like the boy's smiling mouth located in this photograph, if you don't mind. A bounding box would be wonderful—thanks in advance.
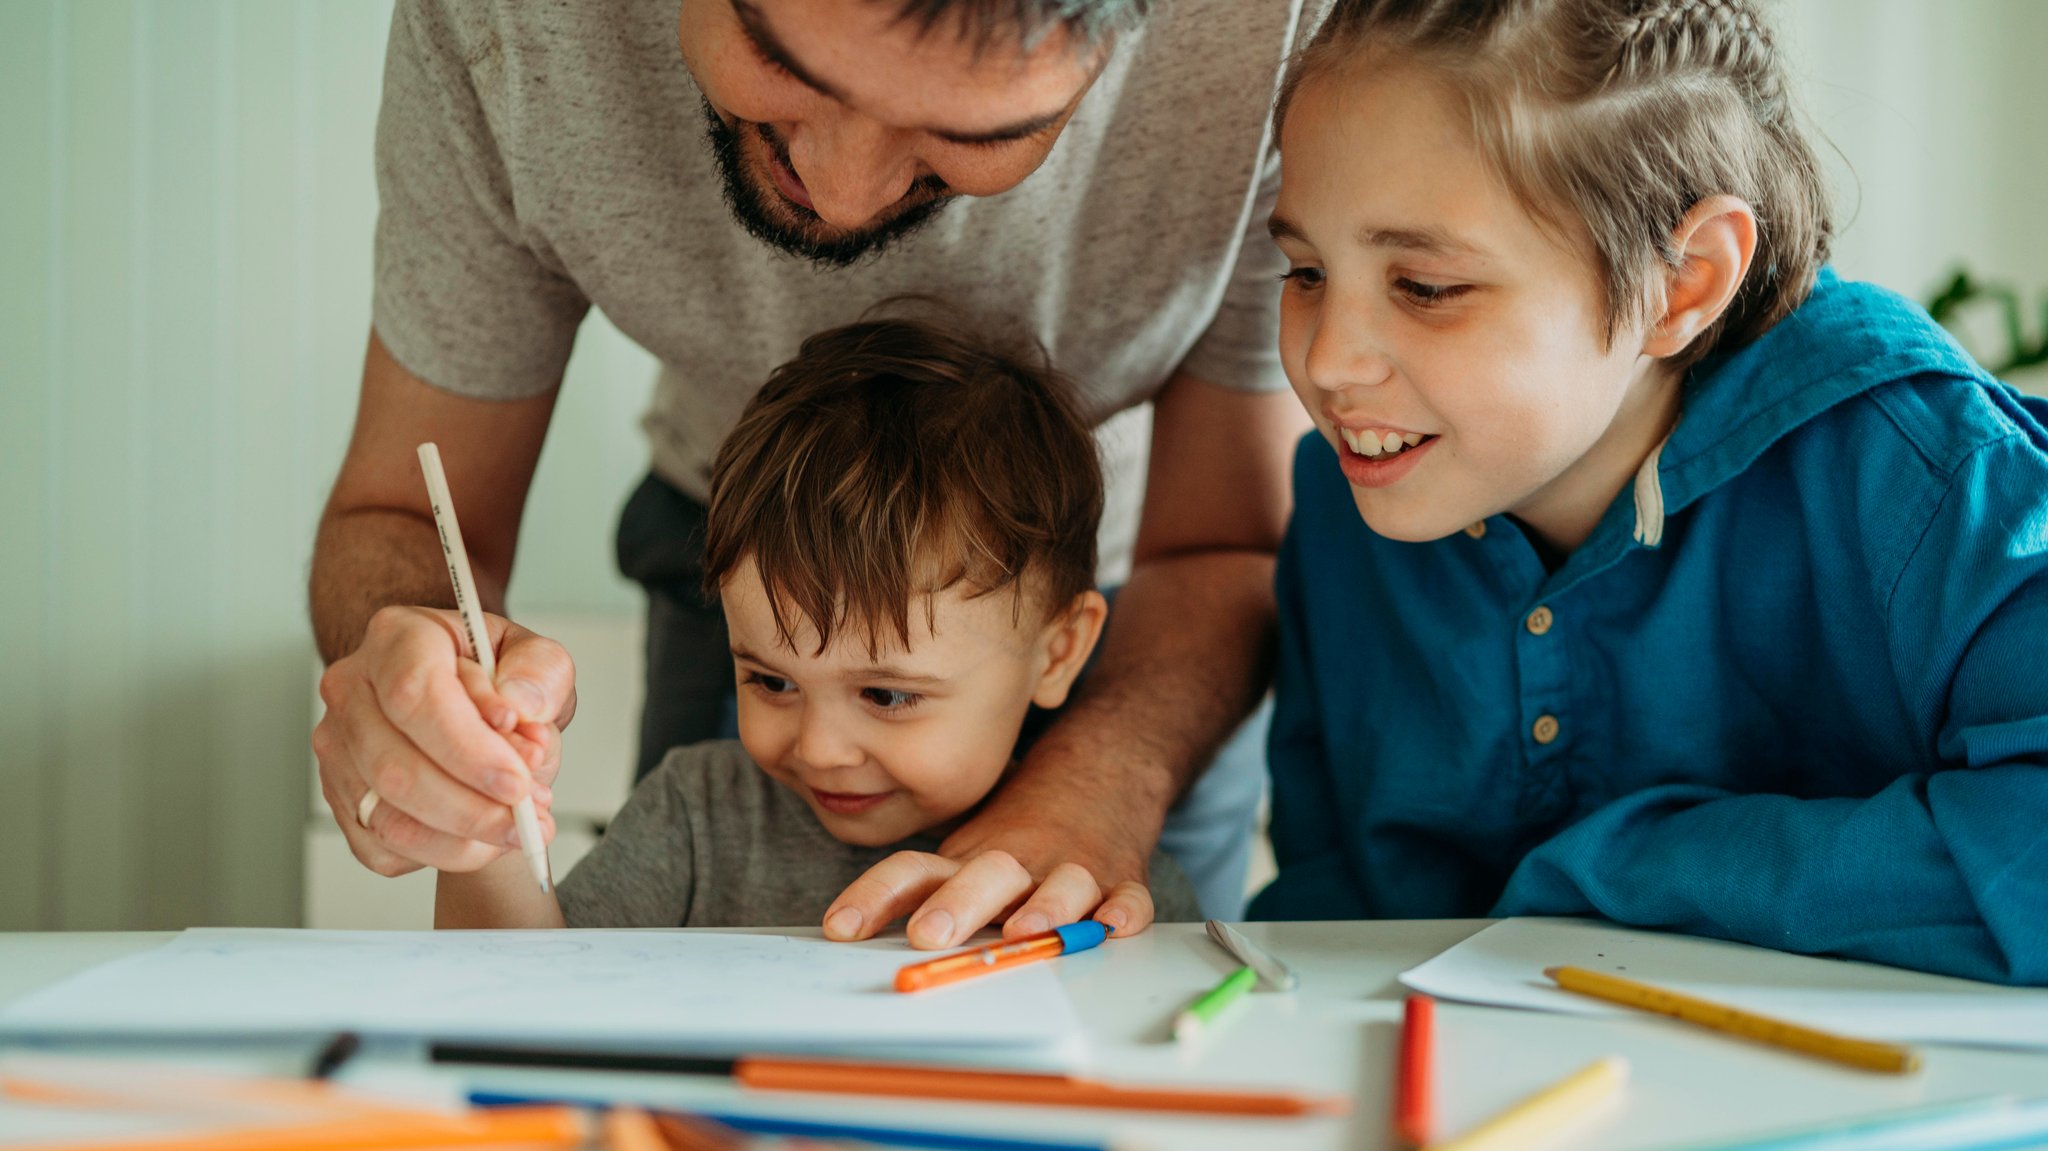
[810,787,895,816]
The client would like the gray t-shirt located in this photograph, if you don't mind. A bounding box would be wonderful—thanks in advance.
[556,740,1201,928]
[372,0,1323,574]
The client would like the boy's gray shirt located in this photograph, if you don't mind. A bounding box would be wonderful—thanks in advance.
[372,0,1324,577]
[556,740,1202,928]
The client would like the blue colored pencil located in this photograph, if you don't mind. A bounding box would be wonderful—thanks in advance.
[467,1090,1112,1151]
[1669,1095,2048,1151]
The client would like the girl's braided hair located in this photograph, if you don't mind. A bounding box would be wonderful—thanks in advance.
[1279,0,1833,372]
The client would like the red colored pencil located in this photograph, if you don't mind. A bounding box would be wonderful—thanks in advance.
[1395,994,1435,1148]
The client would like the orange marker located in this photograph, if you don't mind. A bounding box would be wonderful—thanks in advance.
[895,920,1110,992]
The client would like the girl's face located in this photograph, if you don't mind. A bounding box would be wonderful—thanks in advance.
[1271,64,1680,553]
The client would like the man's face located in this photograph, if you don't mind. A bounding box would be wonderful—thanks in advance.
[679,0,1108,266]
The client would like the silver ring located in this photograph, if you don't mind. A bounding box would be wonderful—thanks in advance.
[356,789,381,829]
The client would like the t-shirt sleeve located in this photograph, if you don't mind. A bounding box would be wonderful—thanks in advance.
[1174,148,1288,394]
[555,748,700,928]
[372,0,589,399]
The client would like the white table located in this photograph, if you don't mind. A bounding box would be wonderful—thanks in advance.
[4,923,2047,1150]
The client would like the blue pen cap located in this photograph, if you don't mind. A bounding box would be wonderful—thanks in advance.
[1053,919,1111,954]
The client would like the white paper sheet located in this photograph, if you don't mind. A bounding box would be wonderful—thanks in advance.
[0,929,1085,1060]
[1400,918,2048,1050]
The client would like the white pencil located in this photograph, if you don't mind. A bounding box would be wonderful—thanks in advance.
[417,442,552,894]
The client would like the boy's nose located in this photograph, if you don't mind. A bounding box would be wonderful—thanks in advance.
[794,705,866,772]
[790,113,922,231]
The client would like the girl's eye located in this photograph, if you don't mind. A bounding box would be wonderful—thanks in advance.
[1395,277,1473,305]
[860,687,923,712]
[1279,266,1326,290]
[744,672,795,696]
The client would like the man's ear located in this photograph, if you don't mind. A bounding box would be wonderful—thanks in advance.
[1031,590,1108,710]
[1644,194,1760,359]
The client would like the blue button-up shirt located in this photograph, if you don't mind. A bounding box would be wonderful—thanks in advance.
[1250,269,2048,985]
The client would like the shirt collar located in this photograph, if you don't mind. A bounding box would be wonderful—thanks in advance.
[1529,268,1979,595]
[1647,266,1984,532]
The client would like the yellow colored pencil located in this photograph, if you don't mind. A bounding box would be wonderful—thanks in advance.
[1545,965,1922,1075]
[1425,1056,1628,1151]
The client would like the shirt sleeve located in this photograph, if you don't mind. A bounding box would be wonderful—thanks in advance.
[1175,149,1288,394]
[555,749,700,928]
[1494,434,2048,986]
[372,0,589,398]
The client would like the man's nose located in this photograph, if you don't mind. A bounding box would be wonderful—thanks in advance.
[789,112,922,230]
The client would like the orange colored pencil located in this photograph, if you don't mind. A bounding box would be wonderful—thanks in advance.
[1394,994,1435,1148]
[734,1056,1348,1116]
[0,1069,429,1121]
[4,1104,587,1151]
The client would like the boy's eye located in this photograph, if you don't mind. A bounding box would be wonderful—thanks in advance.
[1279,266,1326,290]
[1394,277,1472,305]
[860,687,923,712]
[744,672,795,696]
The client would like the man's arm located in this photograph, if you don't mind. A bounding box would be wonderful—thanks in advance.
[312,332,553,657]
[309,330,577,879]
[823,371,1307,948]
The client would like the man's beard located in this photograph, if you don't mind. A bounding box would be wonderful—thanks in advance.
[700,101,955,269]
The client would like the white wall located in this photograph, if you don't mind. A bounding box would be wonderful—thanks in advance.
[0,0,657,930]
[1777,0,2048,386]
[1,0,2043,930]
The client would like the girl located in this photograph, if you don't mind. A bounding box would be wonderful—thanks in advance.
[1251,0,2048,984]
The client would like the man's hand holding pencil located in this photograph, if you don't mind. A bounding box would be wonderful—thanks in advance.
[313,604,571,879]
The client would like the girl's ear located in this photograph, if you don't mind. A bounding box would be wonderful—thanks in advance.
[1645,194,1760,359]
[1031,590,1109,710]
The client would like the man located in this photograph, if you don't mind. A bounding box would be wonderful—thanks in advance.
[310,0,1316,948]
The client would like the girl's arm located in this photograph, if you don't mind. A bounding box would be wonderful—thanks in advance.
[1495,436,2048,986]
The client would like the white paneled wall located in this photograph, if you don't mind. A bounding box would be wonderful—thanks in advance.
[0,0,656,931]
[2,0,2043,931]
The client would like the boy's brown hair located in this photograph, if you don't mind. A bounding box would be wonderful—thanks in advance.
[703,310,1102,655]
[1278,0,1833,374]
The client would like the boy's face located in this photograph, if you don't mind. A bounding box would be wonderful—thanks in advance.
[1269,65,1678,553]
[722,558,1103,847]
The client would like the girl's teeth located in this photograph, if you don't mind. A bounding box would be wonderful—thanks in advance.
[1340,426,1430,459]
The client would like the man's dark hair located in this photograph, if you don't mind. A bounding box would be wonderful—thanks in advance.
[889,0,1151,50]
[704,306,1103,655]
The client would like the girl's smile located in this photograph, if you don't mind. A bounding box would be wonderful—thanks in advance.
[1334,427,1439,488]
